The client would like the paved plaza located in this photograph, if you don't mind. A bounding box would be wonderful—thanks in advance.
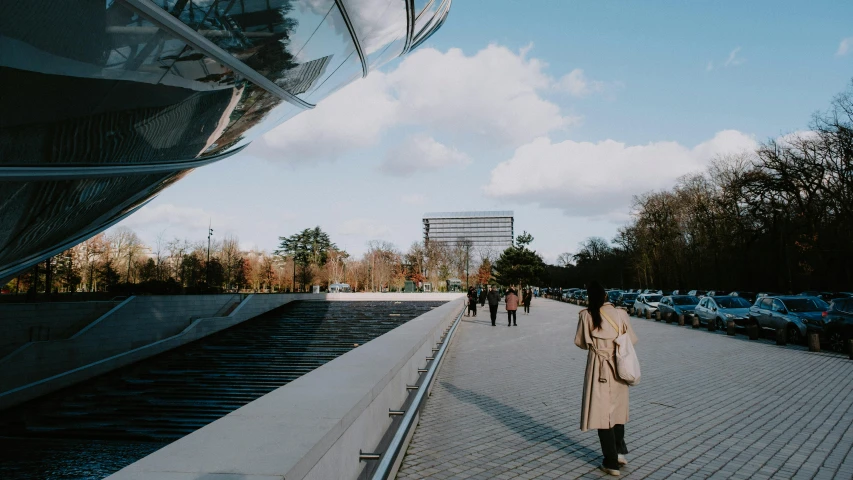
[397,299,853,480]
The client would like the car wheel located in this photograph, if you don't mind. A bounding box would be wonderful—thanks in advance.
[715,318,725,331]
[827,331,846,353]
[787,325,803,345]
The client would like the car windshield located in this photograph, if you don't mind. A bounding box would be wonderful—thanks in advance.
[717,297,751,308]
[623,294,637,300]
[784,298,829,312]
[673,296,699,305]
[646,295,662,302]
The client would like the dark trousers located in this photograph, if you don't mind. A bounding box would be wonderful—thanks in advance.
[468,303,477,316]
[597,424,628,470]
[507,309,517,325]
[524,304,530,313]
[489,305,498,325]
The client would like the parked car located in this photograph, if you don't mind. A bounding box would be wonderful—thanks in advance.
[616,292,639,310]
[606,290,623,303]
[633,294,662,317]
[756,292,782,298]
[728,291,757,303]
[660,290,673,296]
[562,288,578,299]
[824,297,853,353]
[694,295,753,330]
[615,293,639,309]
[657,295,700,321]
[749,296,829,345]
[687,289,707,298]
[798,291,836,302]
[705,290,726,297]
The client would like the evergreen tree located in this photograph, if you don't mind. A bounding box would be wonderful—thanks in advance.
[492,232,546,287]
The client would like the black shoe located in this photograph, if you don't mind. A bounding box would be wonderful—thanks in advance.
[513,323,517,326]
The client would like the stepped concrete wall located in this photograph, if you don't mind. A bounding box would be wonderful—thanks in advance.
[109,298,465,480]
[0,301,119,355]
[0,293,462,410]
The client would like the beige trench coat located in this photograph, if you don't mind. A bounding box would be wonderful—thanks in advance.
[574,303,638,431]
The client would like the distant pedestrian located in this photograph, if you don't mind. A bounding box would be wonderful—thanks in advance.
[575,281,638,476]
[487,285,501,326]
[479,286,487,307]
[505,287,518,326]
[467,287,477,317]
[523,288,532,314]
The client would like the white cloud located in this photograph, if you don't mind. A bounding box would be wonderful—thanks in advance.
[380,134,471,176]
[247,73,399,162]
[482,130,758,219]
[837,37,852,56]
[706,47,746,71]
[555,69,605,97]
[251,44,578,163]
[391,45,577,144]
[339,218,393,238]
[724,46,745,68]
[121,203,215,231]
[400,193,427,205]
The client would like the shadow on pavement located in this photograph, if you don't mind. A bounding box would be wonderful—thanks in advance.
[461,317,494,326]
[440,382,601,465]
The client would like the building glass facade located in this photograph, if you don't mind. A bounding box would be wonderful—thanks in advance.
[0,0,452,282]
[423,211,514,248]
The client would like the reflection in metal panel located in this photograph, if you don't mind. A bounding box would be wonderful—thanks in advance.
[0,0,454,281]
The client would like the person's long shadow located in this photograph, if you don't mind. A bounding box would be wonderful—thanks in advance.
[441,382,600,464]
[461,316,493,326]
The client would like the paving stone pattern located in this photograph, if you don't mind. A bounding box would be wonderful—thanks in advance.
[397,299,853,479]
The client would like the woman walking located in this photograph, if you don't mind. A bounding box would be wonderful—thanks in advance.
[505,286,518,326]
[574,282,638,476]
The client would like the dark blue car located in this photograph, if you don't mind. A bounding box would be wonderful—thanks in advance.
[748,296,829,344]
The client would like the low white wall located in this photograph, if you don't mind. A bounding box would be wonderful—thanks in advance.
[108,298,465,480]
[0,293,462,410]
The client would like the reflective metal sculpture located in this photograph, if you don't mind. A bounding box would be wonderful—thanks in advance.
[0,0,452,281]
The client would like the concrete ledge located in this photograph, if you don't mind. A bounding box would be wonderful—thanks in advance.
[0,293,462,410]
[108,298,465,480]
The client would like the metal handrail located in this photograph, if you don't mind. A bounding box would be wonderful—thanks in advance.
[369,305,464,480]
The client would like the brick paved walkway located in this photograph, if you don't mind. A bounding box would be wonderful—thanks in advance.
[397,299,853,480]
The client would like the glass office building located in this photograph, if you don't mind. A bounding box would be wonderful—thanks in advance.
[0,0,452,281]
[423,211,514,248]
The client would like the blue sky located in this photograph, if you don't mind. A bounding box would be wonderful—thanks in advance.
[116,0,853,262]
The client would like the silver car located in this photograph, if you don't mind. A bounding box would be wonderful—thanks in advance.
[633,294,662,317]
[693,296,752,330]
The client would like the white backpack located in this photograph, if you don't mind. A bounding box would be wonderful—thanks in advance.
[601,311,641,386]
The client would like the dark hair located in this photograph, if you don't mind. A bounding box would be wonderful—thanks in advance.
[587,281,606,330]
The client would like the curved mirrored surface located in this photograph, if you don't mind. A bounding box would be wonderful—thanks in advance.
[0,0,453,280]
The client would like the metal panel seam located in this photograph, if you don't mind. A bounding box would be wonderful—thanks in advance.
[333,0,369,77]
[119,0,315,109]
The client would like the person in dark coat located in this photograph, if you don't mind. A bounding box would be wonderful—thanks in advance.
[487,285,501,326]
[523,288,533,314]
[467,287,477,317]
[479,286,487,307]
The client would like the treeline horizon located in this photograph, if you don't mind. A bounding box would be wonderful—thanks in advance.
[545,80,853,293]
[3,226,510,295]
